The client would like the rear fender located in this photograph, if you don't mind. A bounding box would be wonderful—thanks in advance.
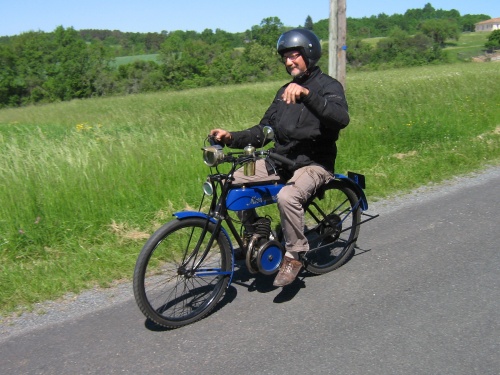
[334,173,369,211]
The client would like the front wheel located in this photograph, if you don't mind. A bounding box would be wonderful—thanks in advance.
[302,181,361,274]
[133,217,232,328]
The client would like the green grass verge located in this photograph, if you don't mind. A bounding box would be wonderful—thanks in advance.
[111,54,160,67]
[444,32,490,61]
[0,62,499,315]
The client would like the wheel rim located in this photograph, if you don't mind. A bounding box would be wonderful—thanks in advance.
[139,220,229,324]
[302,184,360,271]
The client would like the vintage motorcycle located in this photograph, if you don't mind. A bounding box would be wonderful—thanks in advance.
[133,127,377,328]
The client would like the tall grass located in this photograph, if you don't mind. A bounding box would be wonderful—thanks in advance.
[341,64,500,196]
[0,62,499,314]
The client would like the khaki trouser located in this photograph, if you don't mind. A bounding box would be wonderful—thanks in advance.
[233,159,333,258]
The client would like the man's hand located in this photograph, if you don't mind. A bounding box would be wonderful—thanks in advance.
[209,129,232,144]
[282,83,309,104]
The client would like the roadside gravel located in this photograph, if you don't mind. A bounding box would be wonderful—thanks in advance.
[2,163,500,342]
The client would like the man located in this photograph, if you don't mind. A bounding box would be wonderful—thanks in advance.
[210,28,349,287]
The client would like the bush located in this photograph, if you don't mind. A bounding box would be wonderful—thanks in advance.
[485,30,500,52]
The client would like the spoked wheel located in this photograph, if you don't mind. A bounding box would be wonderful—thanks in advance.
[302,181,361,274]
[133,217,231,328]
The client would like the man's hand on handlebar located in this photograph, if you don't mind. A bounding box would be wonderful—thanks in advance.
[209,129,233,145]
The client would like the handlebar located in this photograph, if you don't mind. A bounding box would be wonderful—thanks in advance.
[203,137,297,171]
[208,135,225,147]
[268,152,296,169]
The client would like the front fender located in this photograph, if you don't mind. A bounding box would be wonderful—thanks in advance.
[173,211,233,246]
[174,211,216,222]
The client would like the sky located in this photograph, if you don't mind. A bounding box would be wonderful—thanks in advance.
[1,0,499,37]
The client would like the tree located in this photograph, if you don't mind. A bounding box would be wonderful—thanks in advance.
[313,18,329,40]
[305,16,314,30]
[374,13,392,35]
[159,30,188,59]
[372,26,445,68]
[251,17,284,50]
[485,30,500,52]
[44,26,97,100]
[422,3,436,18]
[10,31,53,103]
[115,60,163,94]
[460,14,491,32]
[207,48,243,84]
[1,26,112,105]
[345,38,373,68]
[238,42,281,81]
[419,19,460,47]
[0,44,23,107]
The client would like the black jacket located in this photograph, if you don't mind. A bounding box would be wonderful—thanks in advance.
[229,67,349,174]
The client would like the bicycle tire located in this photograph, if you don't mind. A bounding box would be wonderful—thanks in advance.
[302,181,361,274]
[133,217,231,328]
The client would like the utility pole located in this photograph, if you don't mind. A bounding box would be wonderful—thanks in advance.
[328,0,347,88]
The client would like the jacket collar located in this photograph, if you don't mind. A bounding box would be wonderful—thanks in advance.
[292,66,321,84]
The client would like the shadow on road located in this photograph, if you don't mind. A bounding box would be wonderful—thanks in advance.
[142,246,372,332]
[231,260,307,303]
[143,284,238,332]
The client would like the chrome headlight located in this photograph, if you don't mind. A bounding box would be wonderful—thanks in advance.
[202,180,214,195]
[202,145,224,167]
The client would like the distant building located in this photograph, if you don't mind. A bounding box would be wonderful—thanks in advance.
[475,18,500,32]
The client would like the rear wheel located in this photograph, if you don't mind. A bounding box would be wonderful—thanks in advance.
[133,217,231,328]
[302,181,361,274]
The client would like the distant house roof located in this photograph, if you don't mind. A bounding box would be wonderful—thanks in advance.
[475,18,500,32]
[475,18,500,25]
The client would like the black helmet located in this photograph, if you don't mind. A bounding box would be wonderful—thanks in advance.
[277,28,321,69]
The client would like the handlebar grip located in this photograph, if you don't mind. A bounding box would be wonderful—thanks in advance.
[208,135,225,147]
[269,152,296,168]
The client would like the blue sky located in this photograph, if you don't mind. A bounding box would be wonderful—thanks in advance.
[1,0,499,36]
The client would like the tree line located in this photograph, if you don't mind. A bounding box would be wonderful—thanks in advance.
[0,2,493,108]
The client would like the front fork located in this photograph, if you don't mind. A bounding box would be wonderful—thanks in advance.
[173,211,236,283]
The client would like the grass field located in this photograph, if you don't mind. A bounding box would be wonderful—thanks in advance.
[0,62,499,316]
[444,32,490,61]
[112,54,160,67]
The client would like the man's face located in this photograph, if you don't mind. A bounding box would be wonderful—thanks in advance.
[282,50,308,77]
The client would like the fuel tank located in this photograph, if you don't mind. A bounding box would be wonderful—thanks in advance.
[226,183,285,211]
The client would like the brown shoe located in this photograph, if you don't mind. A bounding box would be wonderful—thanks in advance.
[273,256,302,287]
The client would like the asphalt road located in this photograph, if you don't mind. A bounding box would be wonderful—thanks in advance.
[1,168,499,375]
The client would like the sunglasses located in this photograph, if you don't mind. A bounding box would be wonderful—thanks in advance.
[281,52,301,64]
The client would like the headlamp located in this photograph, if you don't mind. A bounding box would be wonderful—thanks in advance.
[202,145,224,167]
[202,180,214,195]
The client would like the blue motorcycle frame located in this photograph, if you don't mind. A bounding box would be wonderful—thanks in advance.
[173,173,369,282]
[133,134,378,328]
